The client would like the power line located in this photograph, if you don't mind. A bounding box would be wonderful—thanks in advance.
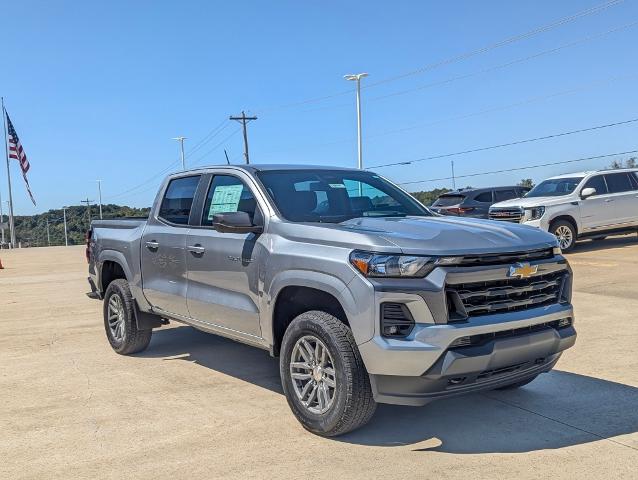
[255,0,625,113]
[398,149,638,186]
[190,128,242,167]
[366,0,625,89]
[371,117,638,169]
[369,19,638,103]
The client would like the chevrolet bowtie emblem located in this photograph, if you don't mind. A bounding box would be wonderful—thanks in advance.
[508,262,538,279]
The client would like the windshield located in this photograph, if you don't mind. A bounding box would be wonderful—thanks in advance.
[256,169,431,223]
[525,177,583,197]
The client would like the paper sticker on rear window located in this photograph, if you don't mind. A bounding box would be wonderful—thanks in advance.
[207,184,243,219]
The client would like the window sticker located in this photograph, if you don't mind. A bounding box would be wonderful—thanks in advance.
[328,183,346,189]
[208,184,244,219]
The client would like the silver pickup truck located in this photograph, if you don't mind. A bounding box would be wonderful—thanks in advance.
[87,165,576,436]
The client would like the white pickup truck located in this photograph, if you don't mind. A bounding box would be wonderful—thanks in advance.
[489,169,638,251]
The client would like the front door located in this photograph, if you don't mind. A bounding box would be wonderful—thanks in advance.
[140,174,201,318]
[185,174,262,337]
[578,174,618,232]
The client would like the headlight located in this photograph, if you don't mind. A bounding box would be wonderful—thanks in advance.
[349,251,459,278]
[524,206,545,221]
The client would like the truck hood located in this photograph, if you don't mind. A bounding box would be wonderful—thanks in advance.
[335,216,557,255]
[491,196,571,209]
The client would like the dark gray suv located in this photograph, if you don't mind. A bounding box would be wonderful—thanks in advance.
[431,186,530,218]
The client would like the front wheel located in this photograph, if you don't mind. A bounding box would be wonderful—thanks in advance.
[280,311,377,437]
[103,279,152,355]
[551,220,577,252]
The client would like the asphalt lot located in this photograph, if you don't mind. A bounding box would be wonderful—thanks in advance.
[1,237,637,479]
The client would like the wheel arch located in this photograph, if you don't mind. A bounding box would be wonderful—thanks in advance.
[549,214,579,235]
[271,284,350,357]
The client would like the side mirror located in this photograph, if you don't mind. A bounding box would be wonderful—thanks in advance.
[581,187,596,199]
[212,211,263,234]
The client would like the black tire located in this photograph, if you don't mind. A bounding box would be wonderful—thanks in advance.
[103,279,152,355]
[495,375,539,390]
[280,310,377,437]
[550,219,577,253]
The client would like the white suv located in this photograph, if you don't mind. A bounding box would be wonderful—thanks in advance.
[489,169,638,251]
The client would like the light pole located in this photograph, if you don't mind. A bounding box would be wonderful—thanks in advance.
[343,73,368,171]
[62,207,68,247]
[96,180,103,219]
[172,136,187,170]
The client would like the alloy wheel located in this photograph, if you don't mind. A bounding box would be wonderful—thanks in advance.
[554,225,573,250]
[289,335,337,414]
[107,294,126,342]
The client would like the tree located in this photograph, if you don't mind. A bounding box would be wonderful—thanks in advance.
[517,178,534,188]
[607,157,637,169]
[410,188,452,206]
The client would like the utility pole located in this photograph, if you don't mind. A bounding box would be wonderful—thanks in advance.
[2,97,16,248]
[229,111,257,164]
[96,180,103,219]
[172,136,187,170]
[81,198,93,228]
[62,207,68,247]
[451,160,457,189]
[46,217,50,246]
[343,73,368,170]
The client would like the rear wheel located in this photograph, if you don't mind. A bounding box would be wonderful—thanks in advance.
[103,279,152,355]
[280,311,376,437]
[550,220,577,252]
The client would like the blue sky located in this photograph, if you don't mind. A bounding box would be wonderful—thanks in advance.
[2,0,638,214]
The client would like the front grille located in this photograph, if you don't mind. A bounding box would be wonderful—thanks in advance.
[447,270,568,319]
[489,207,524,222]
[455,248,554,267]
[449,318,572,349]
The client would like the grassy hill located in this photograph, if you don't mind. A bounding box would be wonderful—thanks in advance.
[2,204,149,247]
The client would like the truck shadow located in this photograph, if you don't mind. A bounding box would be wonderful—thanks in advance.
[141,326,638,453]
[570,234,638,253]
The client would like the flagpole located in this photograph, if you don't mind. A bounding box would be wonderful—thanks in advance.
[1,97,16,248]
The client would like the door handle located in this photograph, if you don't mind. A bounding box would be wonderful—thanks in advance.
[145,241,159,250]
[604,198,614,203]
[187,245,206,255]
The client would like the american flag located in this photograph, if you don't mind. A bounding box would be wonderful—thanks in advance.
[5,111,36,205]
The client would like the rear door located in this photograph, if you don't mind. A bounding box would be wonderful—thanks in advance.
[185,172,263,337]
[140,174,201,318]
[604,172,638,226]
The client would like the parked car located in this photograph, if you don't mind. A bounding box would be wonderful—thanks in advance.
[87,165,576,436]
[489,169,638,252]
[430,186,529,218]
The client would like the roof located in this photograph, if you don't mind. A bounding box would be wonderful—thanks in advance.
[182,163,362,174]
[439,186,525,195]
[546,168,638,180]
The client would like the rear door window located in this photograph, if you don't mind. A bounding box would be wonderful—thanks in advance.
[494,189,518,202]
[158,175,201,225]
[604,173,633,193]
[629,172,638,190]
[474,191,493,203]
[433,195,465,206]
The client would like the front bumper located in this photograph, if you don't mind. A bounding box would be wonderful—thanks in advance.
[369,322,575,406]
